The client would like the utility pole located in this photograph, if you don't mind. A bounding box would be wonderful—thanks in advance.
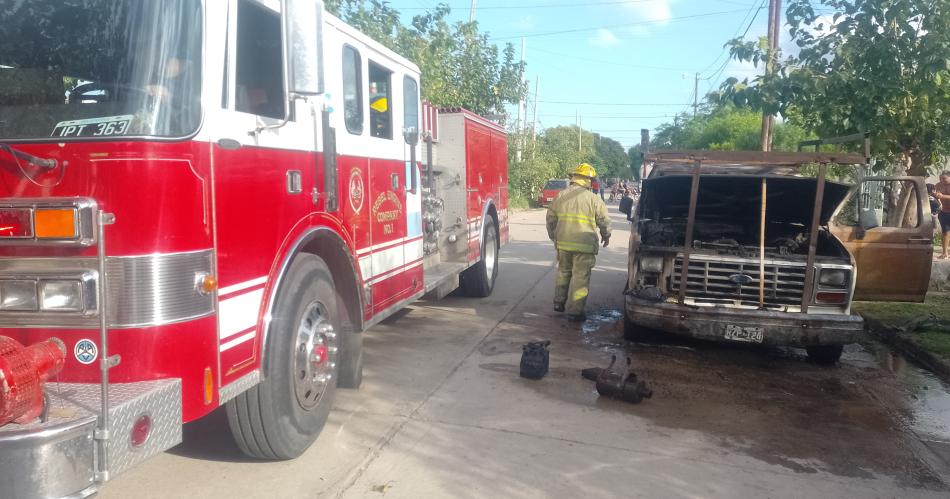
[640,129,650,185]
[578,113,583,152]
[760,0,781,151]
[693,72,699,118]
[531,75,540,155]
[469,0,477,22]
[515,37,526,162]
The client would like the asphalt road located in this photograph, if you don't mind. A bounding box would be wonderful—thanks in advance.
[104,206,950,498]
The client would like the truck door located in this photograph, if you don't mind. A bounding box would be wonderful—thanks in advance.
[211,0,314,384]
[829,177,933,301]
[366,61,413,313]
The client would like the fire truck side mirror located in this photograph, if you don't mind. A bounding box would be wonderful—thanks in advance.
[403,127,419,146]
[282,0,325,97]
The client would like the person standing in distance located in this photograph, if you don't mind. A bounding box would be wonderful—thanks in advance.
[546,163,612,322]
[932,172,950,259]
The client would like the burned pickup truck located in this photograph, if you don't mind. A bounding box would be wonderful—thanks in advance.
[621,149,933,364]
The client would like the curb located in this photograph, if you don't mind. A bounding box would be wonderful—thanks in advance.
[861,315,950,382]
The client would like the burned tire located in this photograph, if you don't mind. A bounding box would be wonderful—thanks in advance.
[226,254,339,460]
[460,216,499,297]
[806,345,843,365]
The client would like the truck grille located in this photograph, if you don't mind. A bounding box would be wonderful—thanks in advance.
[670,256,807,308]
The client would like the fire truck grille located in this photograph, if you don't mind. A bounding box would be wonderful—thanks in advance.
[670,256,807,308]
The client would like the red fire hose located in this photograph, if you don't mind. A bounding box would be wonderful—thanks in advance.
[0,336,67,426]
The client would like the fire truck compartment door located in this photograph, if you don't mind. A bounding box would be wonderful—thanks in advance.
[829,176,933,302]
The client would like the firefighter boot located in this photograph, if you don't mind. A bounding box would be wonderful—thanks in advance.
[554,250,573,313]
[565,253,596,321]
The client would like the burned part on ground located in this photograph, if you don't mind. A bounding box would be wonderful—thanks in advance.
[623,146,934,365]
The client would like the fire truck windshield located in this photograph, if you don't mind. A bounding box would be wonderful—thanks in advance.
[0,0,202,141]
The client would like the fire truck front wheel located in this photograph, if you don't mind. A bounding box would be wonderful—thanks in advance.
[226,254,339,460]
[460,216,499,297]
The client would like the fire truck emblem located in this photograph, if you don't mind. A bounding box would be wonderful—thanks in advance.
[372,191,403,222]
[74,339,98,365]
[349,169,364,213]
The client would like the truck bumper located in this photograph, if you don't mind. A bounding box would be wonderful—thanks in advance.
[625,296,864,347]
[0,379,182,499]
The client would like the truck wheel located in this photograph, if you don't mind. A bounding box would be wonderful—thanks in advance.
[460,216,499,297]
[226,254,339,460]
[805,345,843,365]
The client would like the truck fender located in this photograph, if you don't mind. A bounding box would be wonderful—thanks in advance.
[260,226,364,387]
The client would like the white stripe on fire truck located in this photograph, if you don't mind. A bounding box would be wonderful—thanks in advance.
[358,239,424,283]
[356,235,423,256]
[366,258,423,285]
[220,328,256,352]
[218,276,268,297]
[218,288,264,340]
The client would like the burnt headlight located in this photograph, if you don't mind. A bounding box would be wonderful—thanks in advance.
[40,280,83,312]
[640,255,664,273]
[818,268,850,289]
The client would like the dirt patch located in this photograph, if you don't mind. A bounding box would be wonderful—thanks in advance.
[494,314,949,490]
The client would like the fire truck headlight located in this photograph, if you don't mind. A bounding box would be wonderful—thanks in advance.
[39,280,83,312]
[0,280,39,311]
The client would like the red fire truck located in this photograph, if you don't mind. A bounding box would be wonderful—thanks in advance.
[0,1,509,497]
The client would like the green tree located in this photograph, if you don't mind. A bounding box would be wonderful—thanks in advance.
[325,1,526,120]
[593,135,630,179]
[651,104,811,151]
[721,0,950,175]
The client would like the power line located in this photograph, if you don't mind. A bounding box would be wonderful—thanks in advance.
[698,0,765,77]
[539,113,678,119]
[394,0,674,11]
[538,100,691,106]
[489,8,752,41]
[530,47,696,72]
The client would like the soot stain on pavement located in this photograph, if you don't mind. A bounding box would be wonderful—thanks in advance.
[495,311,948,489]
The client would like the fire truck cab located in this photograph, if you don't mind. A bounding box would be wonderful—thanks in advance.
[0,1,509,497]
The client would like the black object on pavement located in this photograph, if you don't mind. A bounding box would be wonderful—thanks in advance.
[520,340,551,380]
[591,355,653,404]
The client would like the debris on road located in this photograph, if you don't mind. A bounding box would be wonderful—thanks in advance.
[586,355,653,404]
[520,340,551,379]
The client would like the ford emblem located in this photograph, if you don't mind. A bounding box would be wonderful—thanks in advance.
[728,274,755,285]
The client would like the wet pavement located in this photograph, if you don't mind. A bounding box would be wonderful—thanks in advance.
[104,207,950,498]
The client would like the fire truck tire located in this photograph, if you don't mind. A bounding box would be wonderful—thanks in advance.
[460,216,499,297]
[337,330,363,389]
[226,254,339,460]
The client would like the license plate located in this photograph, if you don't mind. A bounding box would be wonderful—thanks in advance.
[724,324,764,343]
[52,115,133,138]
[546,197,553,201]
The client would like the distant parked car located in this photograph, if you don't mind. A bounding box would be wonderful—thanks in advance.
[538,179,568,206]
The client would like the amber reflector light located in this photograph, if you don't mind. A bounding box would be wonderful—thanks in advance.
[0,208,33,237]
[816,292,847,304]
[34,209,76,239]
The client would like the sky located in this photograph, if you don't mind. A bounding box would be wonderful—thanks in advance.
[385,0,787,150]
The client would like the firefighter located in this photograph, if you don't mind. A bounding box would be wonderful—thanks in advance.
[546,163,612,322]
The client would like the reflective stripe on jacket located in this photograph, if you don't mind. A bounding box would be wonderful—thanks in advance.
[546,183,612,254]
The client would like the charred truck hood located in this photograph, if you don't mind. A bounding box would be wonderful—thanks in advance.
[638,174,852,260]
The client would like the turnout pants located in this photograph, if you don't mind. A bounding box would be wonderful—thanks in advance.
[554,250,596,316]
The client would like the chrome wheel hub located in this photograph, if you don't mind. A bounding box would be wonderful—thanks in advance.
[484,226,497,280]
[293,301,337,410]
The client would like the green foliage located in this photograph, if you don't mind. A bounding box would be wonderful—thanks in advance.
[507,125,631,203]
[628,145,642,181]
[651,104,812,151]
[720,0,950,175]
[325,1,526,119]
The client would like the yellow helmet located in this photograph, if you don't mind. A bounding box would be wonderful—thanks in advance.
[572,163,597,179]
